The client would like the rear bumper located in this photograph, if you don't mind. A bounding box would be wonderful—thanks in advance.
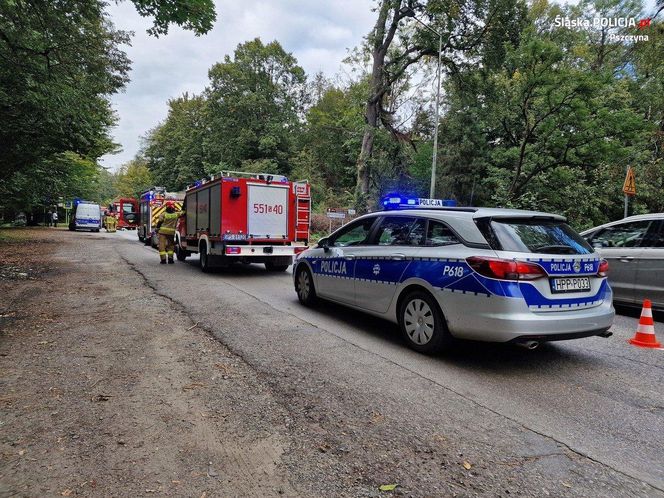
[221,245,307,257]
[507,329,611,343]
[437,287,615,343]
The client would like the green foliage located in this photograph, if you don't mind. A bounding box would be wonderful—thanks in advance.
[0,0,219,214]
[130,0,216,36]
[292,80,367,209]
[204,38,307,175]
[0,0,130,181]
[115,159,154,198]
[437,0,657,227]
[0,152,104,214]
[144,39,307,190]
[143,93,207,190]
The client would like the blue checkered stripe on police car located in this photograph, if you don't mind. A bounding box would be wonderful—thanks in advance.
[525,257,600,276]
[304,255,609,309]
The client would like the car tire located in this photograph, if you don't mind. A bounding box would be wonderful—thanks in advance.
[200,242,211,273]
[295,265,317,306]
[265,262,289,272]
[398,290,452,354]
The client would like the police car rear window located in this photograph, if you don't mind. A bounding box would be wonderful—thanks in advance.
[484,219,593,255]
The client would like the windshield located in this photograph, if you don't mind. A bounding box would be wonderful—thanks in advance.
[123,202,135,214]
[484,219,593,255]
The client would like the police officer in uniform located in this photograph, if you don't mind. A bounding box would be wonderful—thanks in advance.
[155,201,181,264]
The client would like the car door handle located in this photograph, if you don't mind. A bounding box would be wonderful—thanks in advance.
[344,255,356,260]
[619,256,634,262]
[390,253,406,261]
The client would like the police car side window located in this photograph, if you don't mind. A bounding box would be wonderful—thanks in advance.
[331,218,376,247]
[425,221,460,246]
[375,217,420,246]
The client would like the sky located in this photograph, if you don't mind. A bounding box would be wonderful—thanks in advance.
[100,0,376,171]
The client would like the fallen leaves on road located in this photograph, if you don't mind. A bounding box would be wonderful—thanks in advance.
[379,483,398,491]
[370,411,385,424]
[60,489,73,496]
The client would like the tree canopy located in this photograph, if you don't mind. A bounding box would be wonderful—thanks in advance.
[3,0,662,230]
[0,0,218,218]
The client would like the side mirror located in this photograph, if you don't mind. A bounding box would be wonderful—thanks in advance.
[318,237,330,252]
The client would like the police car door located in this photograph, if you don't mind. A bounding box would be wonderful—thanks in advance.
[315,217,378,304]
[353,216,424,314]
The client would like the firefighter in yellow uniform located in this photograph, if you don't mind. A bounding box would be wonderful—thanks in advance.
[105,212,117,233]
[155,201,181,264]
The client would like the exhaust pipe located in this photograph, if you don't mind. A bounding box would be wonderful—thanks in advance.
[516,340,540,350]
[597,331,613,338]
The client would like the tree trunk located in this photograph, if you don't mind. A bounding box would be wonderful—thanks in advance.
[356,89,380,211]
[355,0,397,213]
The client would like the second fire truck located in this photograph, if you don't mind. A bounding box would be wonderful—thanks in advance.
[175,171,310,272]
[138,187,184,247]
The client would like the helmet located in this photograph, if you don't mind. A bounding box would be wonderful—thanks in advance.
[165,201,175,209]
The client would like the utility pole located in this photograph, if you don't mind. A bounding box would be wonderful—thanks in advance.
[404,10,444,198]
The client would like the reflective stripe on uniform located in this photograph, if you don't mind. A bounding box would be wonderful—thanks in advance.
[158,211,179,235]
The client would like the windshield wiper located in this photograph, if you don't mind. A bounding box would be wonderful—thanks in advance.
[532,244,577,254]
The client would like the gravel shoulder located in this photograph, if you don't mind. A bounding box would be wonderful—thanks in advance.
[0,228,298,497]
[1,228,662,498]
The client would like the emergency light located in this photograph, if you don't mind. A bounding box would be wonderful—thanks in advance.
[381,195,458,210]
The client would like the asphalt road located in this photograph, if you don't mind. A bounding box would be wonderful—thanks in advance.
[111,230,664,496]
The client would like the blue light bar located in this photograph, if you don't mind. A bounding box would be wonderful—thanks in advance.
[381,196,458,210]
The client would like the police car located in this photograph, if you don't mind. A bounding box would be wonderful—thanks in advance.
[292,197,614,353]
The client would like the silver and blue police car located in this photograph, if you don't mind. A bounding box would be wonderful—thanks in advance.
[293,197,614,353]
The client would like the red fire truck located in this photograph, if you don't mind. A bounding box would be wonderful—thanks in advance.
[138,187,184,247]
[112,198,138,230]
[175,171,310,272]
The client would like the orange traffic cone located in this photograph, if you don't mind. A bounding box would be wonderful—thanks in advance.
[629,299,662,349]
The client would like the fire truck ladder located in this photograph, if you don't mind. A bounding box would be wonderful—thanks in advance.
[295,192,311,243]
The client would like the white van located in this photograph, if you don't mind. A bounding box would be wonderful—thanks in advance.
[71,202,101,232]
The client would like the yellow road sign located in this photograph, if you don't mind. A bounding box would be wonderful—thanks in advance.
[622,166,636,196]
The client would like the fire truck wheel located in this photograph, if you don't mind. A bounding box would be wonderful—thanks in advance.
[175,243,187,261]
[295,266,317,305]
[200,243,212,273]
[265,262,289,272]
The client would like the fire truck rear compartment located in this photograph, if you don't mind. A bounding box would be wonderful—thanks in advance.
[178,172,311,271]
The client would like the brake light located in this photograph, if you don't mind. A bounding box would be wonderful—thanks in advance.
[294,246,307,254]
[597,259,609,277]
[466,256,546,281]
[226,246,241,255]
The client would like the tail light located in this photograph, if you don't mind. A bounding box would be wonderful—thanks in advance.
[597,259,609,277]
[466,256,546,281]
[294,246,307,254]
[226,246,241,255]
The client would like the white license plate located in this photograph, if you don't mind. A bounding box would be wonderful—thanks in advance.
[550,277,591,293]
